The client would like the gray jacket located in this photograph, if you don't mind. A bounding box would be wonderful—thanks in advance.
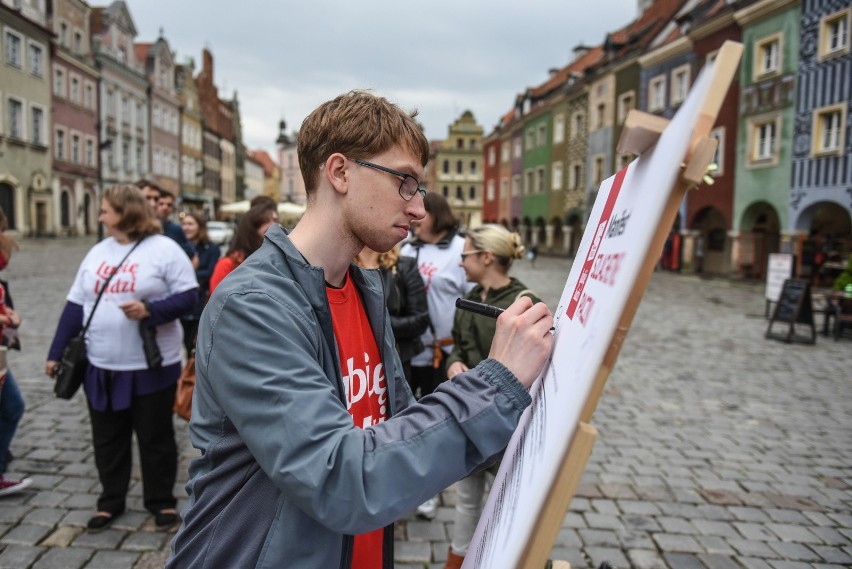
[167,225,532,568]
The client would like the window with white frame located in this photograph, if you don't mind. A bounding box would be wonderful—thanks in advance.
[487,179,495,201]
[536,167,545,193]
[5,30,22,68]
[552,161,563,191]
[55,128,66,159]
[136,144,144,172]
[117,45,126,64]
[30,104,44,145]
[74,30,83,54]
[28,41,43,77]
[71,133,80,163]
[105,89,115,116]
[59,22,68,47]
[86,138,94,166]
[500,178,508,199]
[747,114,780,165]
[617,91,635,124]
[670,64,690,105]
[553,114,565,144]
[121,96,129,124]
[537,124,546,147]
[525,128,534,150]
[153,104,160,128]
[595,102,606,129]
[456,160,463,174]
[513,138,522,158]
[468,186,476,201]
[501,141,509,162]
[754,33,782,78]
[819,9,850,60]
[571,111,584,138]
[524,170,534,195]
[593,155,605,185]
[709,127,725,176]
[84,82,94,109]
[511,174,520,197]
[812,104,846,156]
[8,98,23,139]
[488,146,496,167]
[70,75,80,104]
[136,102,144,127]
[53,67,65,97]
[648,75,666,112]
[123,140,131,171]
[570,162,583,190]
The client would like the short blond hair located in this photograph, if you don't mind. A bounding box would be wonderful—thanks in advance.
[468,224,525,270]
[298,90,429,195]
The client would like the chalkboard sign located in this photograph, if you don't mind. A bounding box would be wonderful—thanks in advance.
[765,278,815,344]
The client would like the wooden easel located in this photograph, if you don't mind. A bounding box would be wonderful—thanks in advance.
[521,41,744,569]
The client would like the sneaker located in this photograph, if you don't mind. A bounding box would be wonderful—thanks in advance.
[416,496,438,520]
[0,476,32,497]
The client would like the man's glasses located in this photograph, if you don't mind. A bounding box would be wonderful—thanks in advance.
[352,159,426,201]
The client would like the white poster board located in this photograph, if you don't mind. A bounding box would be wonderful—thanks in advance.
[765,253,794,302]
[462,55,729,569]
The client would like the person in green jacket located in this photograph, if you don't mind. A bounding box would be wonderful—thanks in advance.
[443,224,542,569]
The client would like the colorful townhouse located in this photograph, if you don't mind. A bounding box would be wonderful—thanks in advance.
[1,0,52,234]
[176,59,206,213]
[732,0,800,279]
[789,0,851,277]
[51,0,99,236]
[433,110,483,229]
[91,1,149,190]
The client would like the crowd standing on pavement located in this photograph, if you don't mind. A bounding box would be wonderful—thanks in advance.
[44,185,198,533]
[166,90,554,568]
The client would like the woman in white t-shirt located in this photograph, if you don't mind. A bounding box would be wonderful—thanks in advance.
[46,185,198,533]
[400,193,473,520]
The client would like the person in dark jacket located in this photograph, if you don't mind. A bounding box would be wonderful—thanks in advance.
[179,212,221,354]
[356,244,430,383]
[443,224,541,569]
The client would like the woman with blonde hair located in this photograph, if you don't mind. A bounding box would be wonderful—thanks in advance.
[443,224,542,569]
[45,185,198,531]
[355,244,430,382]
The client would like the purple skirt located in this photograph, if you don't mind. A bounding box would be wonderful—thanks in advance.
[84,362,182,412]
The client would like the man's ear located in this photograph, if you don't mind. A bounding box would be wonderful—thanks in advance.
[325,153,349,196]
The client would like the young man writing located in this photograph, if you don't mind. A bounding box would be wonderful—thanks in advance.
[167,91,554,568]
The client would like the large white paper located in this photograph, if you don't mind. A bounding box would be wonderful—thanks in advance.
[463,62,719,568]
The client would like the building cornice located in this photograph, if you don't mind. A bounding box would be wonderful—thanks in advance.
[639,36,694,68]
[688,11,736,41]
[734,0,800,27]
[55,49,99,77]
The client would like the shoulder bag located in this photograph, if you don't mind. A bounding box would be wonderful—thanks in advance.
[173,346,195,421]
[54,238,145,400]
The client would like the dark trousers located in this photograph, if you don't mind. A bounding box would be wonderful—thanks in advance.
[409,356,448,399]
[87,384,178,514]
[180,319,199,355]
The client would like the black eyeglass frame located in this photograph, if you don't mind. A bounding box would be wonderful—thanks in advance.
[352,158,426,201]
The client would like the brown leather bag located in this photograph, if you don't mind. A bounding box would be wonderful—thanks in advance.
[173,352,195,421]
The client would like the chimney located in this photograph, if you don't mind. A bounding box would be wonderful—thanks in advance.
[572,44,592,59]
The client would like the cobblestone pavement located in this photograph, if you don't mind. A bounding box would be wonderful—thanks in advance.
[1,236,850,569]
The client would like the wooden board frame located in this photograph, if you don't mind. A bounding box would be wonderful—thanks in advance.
[513,41,745,569]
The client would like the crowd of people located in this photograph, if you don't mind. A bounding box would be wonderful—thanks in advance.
[1,91,556,569]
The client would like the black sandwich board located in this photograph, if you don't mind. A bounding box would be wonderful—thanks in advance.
[765,278,816,344]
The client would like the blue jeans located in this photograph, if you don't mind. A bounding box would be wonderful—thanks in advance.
[0,369,24,474]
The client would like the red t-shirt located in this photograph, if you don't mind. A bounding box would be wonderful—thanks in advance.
[327,272,388,569]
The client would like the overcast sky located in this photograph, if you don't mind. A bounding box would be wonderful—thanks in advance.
[130,1,639,155]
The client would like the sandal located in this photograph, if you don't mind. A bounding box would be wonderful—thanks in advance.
[155,508,179,528]
[86,512,115,532]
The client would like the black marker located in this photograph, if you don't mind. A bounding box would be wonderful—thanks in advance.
[455,298,505,319]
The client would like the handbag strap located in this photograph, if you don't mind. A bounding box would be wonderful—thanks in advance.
[80,237,146,335]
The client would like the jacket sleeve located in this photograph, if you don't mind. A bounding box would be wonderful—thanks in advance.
[389,258,430,341]
[200,286,531,535]
[47,301,84,361]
